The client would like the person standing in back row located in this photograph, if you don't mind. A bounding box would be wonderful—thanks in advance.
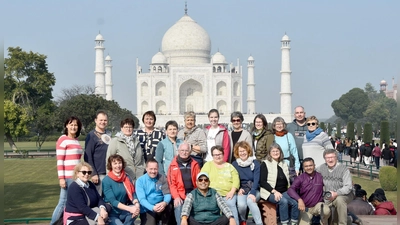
[84,110,112,195]
[286,106,308,172]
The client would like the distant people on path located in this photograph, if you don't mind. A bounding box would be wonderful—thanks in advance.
[134,111,164,162]
[102,154,140,225]
[231,141,262,225]
[201,145,240,225]
[368,193,397,215]
[286,106,308,172]
[65,162,109,225]
[349,141,359,167]
[344,137,352,156]
[180,172,236,225]
[302,116,333,168]
[381,143,392,166]
[287,157,330,225]
[107,118,145,181]
[205,109,230,162]
[177,111,207,167]
[347,189,374,215]
[252,114,274,162]
[155,120,183,176]
[316,149,354,225]
[167,142,201,225]
[372,143,382,170]
[136,159,173,225]
[84,110,111,194]
[360,142,373,168]
[259,143,299,225]
[335,138,344,162]
[271,117,299,183]
[51,116,84,225]
[229,111,253,162]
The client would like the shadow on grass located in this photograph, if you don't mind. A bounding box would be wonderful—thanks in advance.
[5,182,60,219]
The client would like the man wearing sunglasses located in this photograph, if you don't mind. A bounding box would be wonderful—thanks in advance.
[181,172,235,225]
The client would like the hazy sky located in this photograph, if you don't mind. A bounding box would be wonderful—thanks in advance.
[3,1,399,119]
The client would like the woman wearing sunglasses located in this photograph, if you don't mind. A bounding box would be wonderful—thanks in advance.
[102,154,140,225]
[64,162,109,225]
[302,116,334,167]
[50,116,84,225]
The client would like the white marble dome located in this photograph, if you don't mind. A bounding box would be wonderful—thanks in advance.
[95,34,104,41]
[282,34,290,41]
[161,14,211,64]
[380,80,387,85]
[151,52,167,64]
[212,52,227,64]
[248,55,254,61]
[105,55,112,61]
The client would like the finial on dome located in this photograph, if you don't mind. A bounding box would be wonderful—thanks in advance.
[184,1,188,15]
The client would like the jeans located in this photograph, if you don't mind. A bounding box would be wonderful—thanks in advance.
[109,207,137,225]
[174,204,182,225]
[224,195,239,225]
[267,192,299,224]
[374,157,380,169]
[338,152,343,162]
[50,178,74,225]
[237,191,262,225]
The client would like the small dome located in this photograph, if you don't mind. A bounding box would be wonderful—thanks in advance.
[95,33,104,41]
[105,55,112,61]
[282,34,290,41]
[212,52,227,64]
[380,80,387,85]
[151,52,167,64]
[248,55,254,61]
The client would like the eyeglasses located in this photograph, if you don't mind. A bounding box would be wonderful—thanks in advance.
[80,171,92,175]
[232,119,241,123]
[123,126,133,129]
[198,178,209,182]
[307,122,317,126]
[213,153,223,157]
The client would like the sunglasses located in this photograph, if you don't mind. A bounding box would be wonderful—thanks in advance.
[307,122,317,126]
[198,178,209,182]
[231,119,241,123]
[80,171,92,175]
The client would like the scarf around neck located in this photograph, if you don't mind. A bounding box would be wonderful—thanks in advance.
[275,130,288,137]
[177,155,192,164]
[306,127,323,142]
[253,129,265,140]
[107,170,135,202]
[236,157,255,170]
[117,133,136,157]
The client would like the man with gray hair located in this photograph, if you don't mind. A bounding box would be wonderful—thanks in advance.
[317,149,354,225]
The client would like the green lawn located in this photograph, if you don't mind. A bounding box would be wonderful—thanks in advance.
[4,158,397,219]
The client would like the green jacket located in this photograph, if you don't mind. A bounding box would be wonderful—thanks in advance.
[254,129,275,161]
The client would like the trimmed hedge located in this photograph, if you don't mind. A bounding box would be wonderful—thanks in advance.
[379,166,397,191]
[363,123,373,143]
[347,122,354,140]
[380,121,390,147]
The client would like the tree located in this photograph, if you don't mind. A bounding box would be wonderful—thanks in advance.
[4,47,56,149]
[56,94,139,133]
[364,83,380,102]
[4,100,32,151]
[320,122,326,133]
[29,102,58,151]
[55,85,95,103]
[331,88,370,123]
[380,121,390,147]
[363,123,373,143]
[356,122,362,138]
[336,122,341,138]
[347,122,355,140]
[327,123,332,137]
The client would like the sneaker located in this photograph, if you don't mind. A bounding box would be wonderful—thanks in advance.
[240,221,247,225]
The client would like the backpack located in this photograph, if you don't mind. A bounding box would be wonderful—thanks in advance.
[336,142,344,153]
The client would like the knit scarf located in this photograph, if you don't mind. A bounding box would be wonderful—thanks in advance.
[275,130,287,137]
[107,170,135,202]
[236,157,255,170]
[306,127,323,142]
[118,133,136,157]
[177,155,192,164]
[183,126,198,139]
[253,129,265,140]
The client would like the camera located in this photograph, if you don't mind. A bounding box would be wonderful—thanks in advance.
[323,191,332,200]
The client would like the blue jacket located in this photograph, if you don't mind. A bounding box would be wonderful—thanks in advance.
[155,138,183,176]
[274,133,300,171]
[136,173,171,213]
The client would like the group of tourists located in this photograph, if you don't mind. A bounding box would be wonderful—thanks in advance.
[49,106,395,225]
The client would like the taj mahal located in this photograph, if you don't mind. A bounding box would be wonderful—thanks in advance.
[93,7,294,127]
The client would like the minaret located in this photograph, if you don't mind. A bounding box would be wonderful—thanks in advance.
[280,34,292,116]
[94,33,106,98]
[105,55,113,100]
[247,55,256,114]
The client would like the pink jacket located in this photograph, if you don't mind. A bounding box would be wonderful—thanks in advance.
[205,124,231,162]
